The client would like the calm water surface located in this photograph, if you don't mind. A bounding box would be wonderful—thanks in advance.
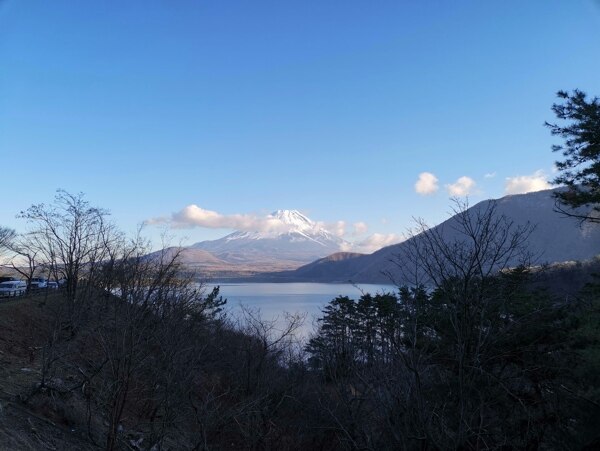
[211,282,395,336]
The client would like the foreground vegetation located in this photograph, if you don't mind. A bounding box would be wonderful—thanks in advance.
[1,258,599,449]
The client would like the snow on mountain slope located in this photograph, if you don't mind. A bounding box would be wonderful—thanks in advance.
[190,210,348,264]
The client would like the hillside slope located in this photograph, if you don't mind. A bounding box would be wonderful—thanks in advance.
[268,189,600,284]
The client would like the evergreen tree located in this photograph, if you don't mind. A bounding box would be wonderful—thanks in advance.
[546,89,600,223]
[306,296,358,378]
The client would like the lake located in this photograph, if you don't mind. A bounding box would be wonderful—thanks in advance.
[211,282,396,337]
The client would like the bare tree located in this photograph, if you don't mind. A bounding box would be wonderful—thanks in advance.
[0,226,17,276]
[396,198,534,288]
[386,199,568,448]
[82,231,228,450]
[18,190,111,295]
[18,190,118,324]
[0,226,15,252]
[5,236,41,289]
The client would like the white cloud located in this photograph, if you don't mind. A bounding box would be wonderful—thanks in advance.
[505,170,551,195]
[327,221,346,238]
[446,176,476,196]
[415,172,439,195]
[144,216,169,225]
[353,222,368,236]
[150,205,296,234]
[149,206,353,238]
[148,207,401,252]
[353,233,404,253]
[484,172,496,179]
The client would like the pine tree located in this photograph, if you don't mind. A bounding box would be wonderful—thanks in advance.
[546,89,600,223]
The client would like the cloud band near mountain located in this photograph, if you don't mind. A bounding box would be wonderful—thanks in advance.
[147,205,300,234]
[146,206,402,253]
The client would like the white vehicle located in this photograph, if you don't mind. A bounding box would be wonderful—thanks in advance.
[0,280,27,297]
[29,278,48,289]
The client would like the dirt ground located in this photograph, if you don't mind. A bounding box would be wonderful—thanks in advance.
[0,294,98,450]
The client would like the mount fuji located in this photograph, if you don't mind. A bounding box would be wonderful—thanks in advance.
[189,209,348,266]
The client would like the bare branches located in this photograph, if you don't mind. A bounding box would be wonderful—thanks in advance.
[0,226,15,252]
[17,189,116,302]
[396,199,534,289]
[4,236,40,285]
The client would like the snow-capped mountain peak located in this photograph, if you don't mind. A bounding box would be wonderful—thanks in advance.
[270,209,314,230]
[190,209,348,264]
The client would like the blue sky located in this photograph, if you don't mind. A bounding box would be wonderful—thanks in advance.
[1,1,599,251]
